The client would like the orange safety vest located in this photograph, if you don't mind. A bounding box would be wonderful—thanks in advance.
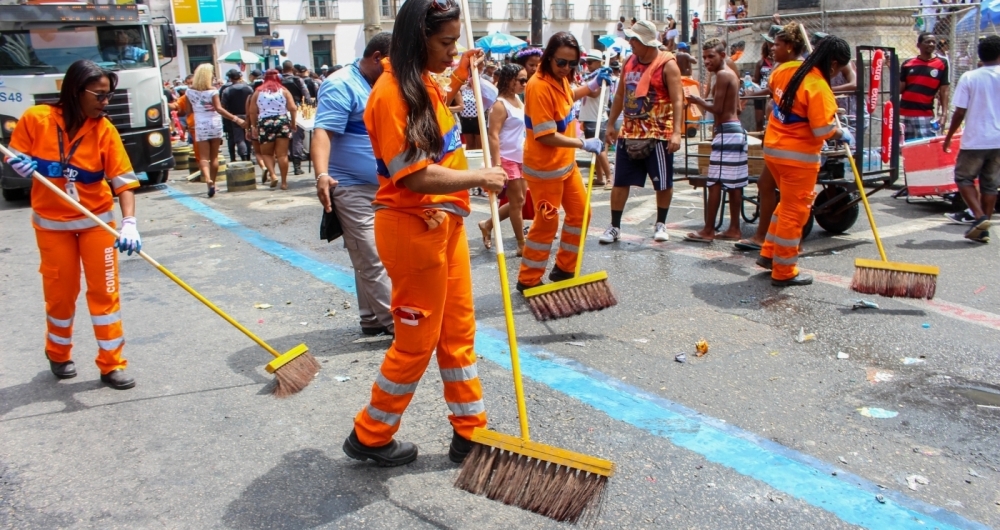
[365,60,469,218]
[9,105,138,231]
[522,71,576,180]
[764,61,839,168]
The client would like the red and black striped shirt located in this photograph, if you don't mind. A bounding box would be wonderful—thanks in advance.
[900,56,949,117]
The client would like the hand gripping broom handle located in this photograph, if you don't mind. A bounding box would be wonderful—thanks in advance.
[459,4,532,441]
[845,145,889,261]
[575,53,613,277]
[0,143,284,359]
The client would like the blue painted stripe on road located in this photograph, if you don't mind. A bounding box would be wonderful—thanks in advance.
[162,186,986,530]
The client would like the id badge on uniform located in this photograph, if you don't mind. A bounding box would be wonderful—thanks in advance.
[64,180,80,202]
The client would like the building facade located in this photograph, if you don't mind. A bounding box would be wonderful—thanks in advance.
[156,0,705,80]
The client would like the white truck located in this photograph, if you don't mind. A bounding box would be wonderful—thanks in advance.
[0,2,177,201]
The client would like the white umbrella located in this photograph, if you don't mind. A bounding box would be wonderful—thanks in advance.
[219,50,263,64]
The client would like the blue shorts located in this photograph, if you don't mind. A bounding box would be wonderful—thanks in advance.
[613,139,674,191]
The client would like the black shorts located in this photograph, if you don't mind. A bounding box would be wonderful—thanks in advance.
[753,98,765,111]
[613,139,674,190]
[582,121,607,141]
[460,116,480,136]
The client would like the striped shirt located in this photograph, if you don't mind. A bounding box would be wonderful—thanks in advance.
[900,56,949,117]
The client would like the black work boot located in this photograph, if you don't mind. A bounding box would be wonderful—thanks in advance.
[772,273,814,287]
[343,429,418,467]
[100,369,135,389]
[449,429,474,464]
[516,281,540,293]
[548,266,575,282]
[47,356,77,379]
[755,256,773,270]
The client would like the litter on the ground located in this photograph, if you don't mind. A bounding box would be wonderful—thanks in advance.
[795,328,816,343]
[285,301,292,305]
[300,322,308,326]
[858,407,898,418]
[335,375,350,382]
[837,352,850,359]
[208,244,222,248]
[838,456,848,464]
[695,339,709,356]
[351,335,394,344]
[253,303,272,309]
[901,357,925,365]
[876,494,886,504]
[325,310,337,317]
[852,299,880,310]
[565,341,585,347]
[968,468,981,478]
[675,353,687,363]
[257,319,264,324]
[912,446,941,456]
[633,338,649,343]
[974,285,986,294]
[922,323,931,329]
[342,300,352,309]
[906,474,929,490]
[867,368,894,383]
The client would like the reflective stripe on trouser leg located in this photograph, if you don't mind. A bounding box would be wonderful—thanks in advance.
[768,161,818,281]
[78,228,128,374]
[517,176,567,286]
[35,228,82,362]
[435,228,486,439]
[355,211,482,446]
[555,167,586,275]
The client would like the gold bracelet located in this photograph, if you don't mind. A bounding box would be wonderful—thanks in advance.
[451,72,468,84]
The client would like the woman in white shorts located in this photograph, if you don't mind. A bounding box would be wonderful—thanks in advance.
[184,64,245,197]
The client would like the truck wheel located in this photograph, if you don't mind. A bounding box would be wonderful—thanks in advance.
[143,171,166,186]
[814,186,860,234]
[2,188,26,202]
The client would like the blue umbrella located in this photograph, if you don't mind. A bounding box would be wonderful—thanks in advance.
[956,0,1000,32]
[475,33,528,54]
[597,34,631,56]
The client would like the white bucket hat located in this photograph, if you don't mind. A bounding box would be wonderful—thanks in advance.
[624,20,662,48]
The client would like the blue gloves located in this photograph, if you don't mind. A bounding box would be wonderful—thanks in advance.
[587,67,614,92]
[839,128,855,148]
[581,138,604,154]
[115,216,142,255]
[5,155,37,178]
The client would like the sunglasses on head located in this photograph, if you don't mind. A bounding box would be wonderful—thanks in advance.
[430,0,455,11]
[85,89,113,103]
[554,58,580,68]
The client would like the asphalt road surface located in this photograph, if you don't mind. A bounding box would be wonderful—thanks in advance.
[1,165,998,530]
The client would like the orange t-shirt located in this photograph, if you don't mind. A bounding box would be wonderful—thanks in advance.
[523,71,577,181]
[365,60,469,217]
[9,105,138,229]
[764,61,839,168]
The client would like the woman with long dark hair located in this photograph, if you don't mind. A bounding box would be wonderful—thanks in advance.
[343,0,506,467]
[247,69,297,189]
[4,59,142,389]
[478,64,528,255]
[516,31,610,291]
[758,35,853,287]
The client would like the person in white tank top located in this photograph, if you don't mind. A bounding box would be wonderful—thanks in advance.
[479,64,528,256]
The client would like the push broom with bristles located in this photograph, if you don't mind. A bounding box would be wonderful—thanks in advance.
[844,145,939,298]
[1,144,319,397]
[522,53,617,321]
[453,6,614,523]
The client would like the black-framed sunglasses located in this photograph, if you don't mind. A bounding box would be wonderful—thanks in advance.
[84,89,114,103]
[554,58,580,68]
[517,78,528,85]
[430,0,454,11]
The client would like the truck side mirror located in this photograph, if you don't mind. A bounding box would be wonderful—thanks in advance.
[160,24,177,58]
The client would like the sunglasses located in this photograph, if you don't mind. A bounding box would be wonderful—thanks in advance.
[85,89,114,103]
[554,58,580,68]
[517,78,528,84]
[430,0,455,11]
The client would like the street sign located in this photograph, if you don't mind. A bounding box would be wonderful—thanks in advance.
[253,17,270,36]
[268,38,284,50]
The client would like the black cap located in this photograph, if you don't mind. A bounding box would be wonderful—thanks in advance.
[293,63,305,72]
[226,68,241,79]
[250,69,263,78]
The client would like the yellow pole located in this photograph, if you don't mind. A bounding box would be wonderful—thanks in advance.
[846,149,889,262]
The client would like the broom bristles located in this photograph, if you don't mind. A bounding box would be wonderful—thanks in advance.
[527,279,617,321]
[851,266,937,299]
[271,352,321,398]
[456,444,608,524]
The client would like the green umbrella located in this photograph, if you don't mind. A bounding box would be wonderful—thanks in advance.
[219,50,263,64]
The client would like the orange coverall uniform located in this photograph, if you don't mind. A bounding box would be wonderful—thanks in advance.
[760,61,839,280]
[518,71,586,287]
[10,105,139,374]
[354,61,486,447]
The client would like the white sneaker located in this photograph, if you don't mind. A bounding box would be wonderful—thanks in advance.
[599,225,620,244]
[654,222,669,242]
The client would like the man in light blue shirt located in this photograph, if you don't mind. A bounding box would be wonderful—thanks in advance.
[313,32,394,336]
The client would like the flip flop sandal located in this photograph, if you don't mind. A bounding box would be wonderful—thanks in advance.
[270,178,278,188]
[716,234,741,241]
[478,221,492,250]
[734,240,762,251]
[683,233,713,243]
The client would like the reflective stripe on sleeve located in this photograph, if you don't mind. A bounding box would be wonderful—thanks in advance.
[32,211,115,231]
[533,120,557,134]
[388,149,432,178]
[47,315,73,328]
[109,172,138,189]
[366,404,401,426]
[447,400,486,416]
[523,162,575,180]
[375,372,419,395]
[97,337,124,350]
[91,311,122,326]
[812,123,837,137]
[440,364,478,382]
[762,147,822,165]
[48,333,72,346]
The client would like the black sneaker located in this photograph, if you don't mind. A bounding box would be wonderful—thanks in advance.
[944,209,975,224]
[100,369,135,389]
[964,217,991,241]
[755,256,773,270]
[449,429,474,464]
[548,266,575,282]
[771,273,814,287]
[973,229,990,243]
[516,281,539,293]
[47,356,77,379]
[361,326,393,336]
[342,429,418,467]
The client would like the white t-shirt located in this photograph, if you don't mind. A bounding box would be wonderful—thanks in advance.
[952,65,1000,150]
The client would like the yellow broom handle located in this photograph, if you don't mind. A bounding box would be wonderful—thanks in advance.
[846,148,888,261]
[575,53,612,277]
[458,0,531,441]
[0,144,283,359]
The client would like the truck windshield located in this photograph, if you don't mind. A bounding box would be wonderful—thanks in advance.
[0,26,153,75]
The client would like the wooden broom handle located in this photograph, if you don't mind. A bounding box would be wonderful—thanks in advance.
[575,52,613,277]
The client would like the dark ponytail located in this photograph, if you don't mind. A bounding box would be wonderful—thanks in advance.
[778,36,850,117]
[390,0,460,161]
